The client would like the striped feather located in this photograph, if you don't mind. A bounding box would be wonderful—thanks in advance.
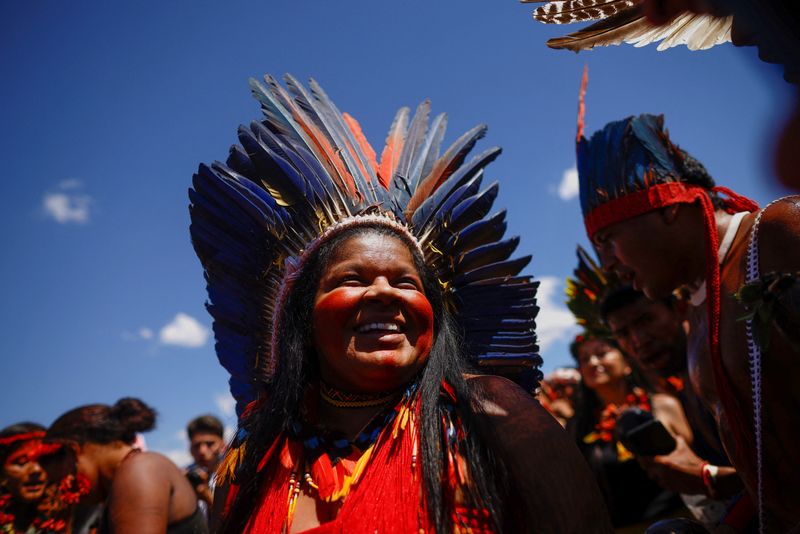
[530,0,636,25]
[526,0,732,51]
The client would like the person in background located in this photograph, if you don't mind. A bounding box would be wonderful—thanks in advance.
[0,422,68,533]
[570,333,692,530]
[185,415,224,519]
[602,287,744,529]
[46,398,207,534]
[577,112,800,530]
[537,367,581,427]
[566,246,693,531]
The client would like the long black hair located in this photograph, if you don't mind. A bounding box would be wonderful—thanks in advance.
[220,223,507,532]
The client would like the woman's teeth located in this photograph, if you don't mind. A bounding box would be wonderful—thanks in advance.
[357,322,400,333]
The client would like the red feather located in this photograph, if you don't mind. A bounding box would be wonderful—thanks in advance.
[378,108,409,189]
[312,453,337,500]
[343,113,379,180]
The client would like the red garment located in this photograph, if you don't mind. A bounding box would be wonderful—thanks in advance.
[244,397,495,533]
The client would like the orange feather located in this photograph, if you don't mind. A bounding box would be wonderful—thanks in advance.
[343,113,379,180]
[378,108,409,189]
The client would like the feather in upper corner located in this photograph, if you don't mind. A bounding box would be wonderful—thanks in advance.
[521,0,732,51]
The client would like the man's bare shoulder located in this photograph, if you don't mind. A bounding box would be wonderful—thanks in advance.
[759,195,800,271]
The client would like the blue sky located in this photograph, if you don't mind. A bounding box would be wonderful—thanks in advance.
[1,1,795,463]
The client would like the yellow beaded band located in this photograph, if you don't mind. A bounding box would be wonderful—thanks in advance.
[319,382,400,409]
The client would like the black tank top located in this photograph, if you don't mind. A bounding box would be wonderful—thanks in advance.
[100,505,208,534]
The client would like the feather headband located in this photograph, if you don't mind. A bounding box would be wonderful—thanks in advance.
[189,74,542,416]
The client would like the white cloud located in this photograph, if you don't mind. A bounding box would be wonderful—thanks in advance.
[42,192,91,224]
[159,313,209,348]
[557,167,579,201]
[536,276,579,353]
[224,425,235,443]
[214,392,236,418]
[121,327,156,342]
[139,327,154,340]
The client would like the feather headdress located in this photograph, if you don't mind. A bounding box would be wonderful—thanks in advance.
[565,245,615,340]
[522,0,732,51]
[576,102,762,514]
[189,74,542,416]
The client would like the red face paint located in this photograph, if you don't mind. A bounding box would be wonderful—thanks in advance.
[312,234,434,393]
[3,440,48,503]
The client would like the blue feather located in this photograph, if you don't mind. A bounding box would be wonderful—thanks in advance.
[446,183,500,233]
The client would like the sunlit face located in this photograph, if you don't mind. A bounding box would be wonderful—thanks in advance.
[312,233,434,393]
[576,339,630,391]
[2,442,47,503]
[607,297,686,376]
[593,210,680,300]
[189,432,224,469]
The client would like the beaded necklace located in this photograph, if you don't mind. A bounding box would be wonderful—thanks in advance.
[283,382,419,506]
[319,382,401,409]
[583,387,651,445]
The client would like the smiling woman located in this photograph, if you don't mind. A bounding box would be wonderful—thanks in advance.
[191,74,613,533]
[311,231,434,393]
[565,246,694,529]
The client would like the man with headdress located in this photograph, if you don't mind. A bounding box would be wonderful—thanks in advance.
[0,423,68,533]
[575,112,800,531]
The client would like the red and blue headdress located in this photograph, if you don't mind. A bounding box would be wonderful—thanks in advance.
[189,75,542,417]
[575,100,760,492]
[578,113,694,239]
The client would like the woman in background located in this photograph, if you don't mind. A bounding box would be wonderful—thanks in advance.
[569,336,692,530]
[46,398,207,534]
[566,246,693,530]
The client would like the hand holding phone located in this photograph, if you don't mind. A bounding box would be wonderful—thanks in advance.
[615,407,677,456]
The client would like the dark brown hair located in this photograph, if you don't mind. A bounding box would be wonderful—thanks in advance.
[187,414,224,439]
[47,398,156,445]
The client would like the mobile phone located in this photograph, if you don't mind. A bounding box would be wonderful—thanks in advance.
[615,407,677,456]
[186,467,206,487]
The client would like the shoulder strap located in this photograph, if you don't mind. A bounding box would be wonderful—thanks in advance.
[744,198,782,534]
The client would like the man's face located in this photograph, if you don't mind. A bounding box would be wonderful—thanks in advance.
[2,442,47,503]
[189,432,224,469]
[606,296,687,376]
[593,209,683,300]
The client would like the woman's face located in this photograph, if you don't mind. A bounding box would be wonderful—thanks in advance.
[2,442,47,503]
[576,339,630,391]
[312,232,434,393]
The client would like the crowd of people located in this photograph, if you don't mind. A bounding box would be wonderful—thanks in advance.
[3,4,799,531]
[0,409,229,533]
[3,104,799,534]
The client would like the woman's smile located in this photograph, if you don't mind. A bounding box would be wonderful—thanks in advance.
[312,233,434,393]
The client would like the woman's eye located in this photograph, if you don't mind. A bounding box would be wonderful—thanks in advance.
[338,276,363,286]
[396,278,420,290]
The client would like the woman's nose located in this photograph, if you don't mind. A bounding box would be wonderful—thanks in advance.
[363,277,399,303]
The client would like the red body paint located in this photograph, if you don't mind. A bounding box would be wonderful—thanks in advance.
[312,234,434,393]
